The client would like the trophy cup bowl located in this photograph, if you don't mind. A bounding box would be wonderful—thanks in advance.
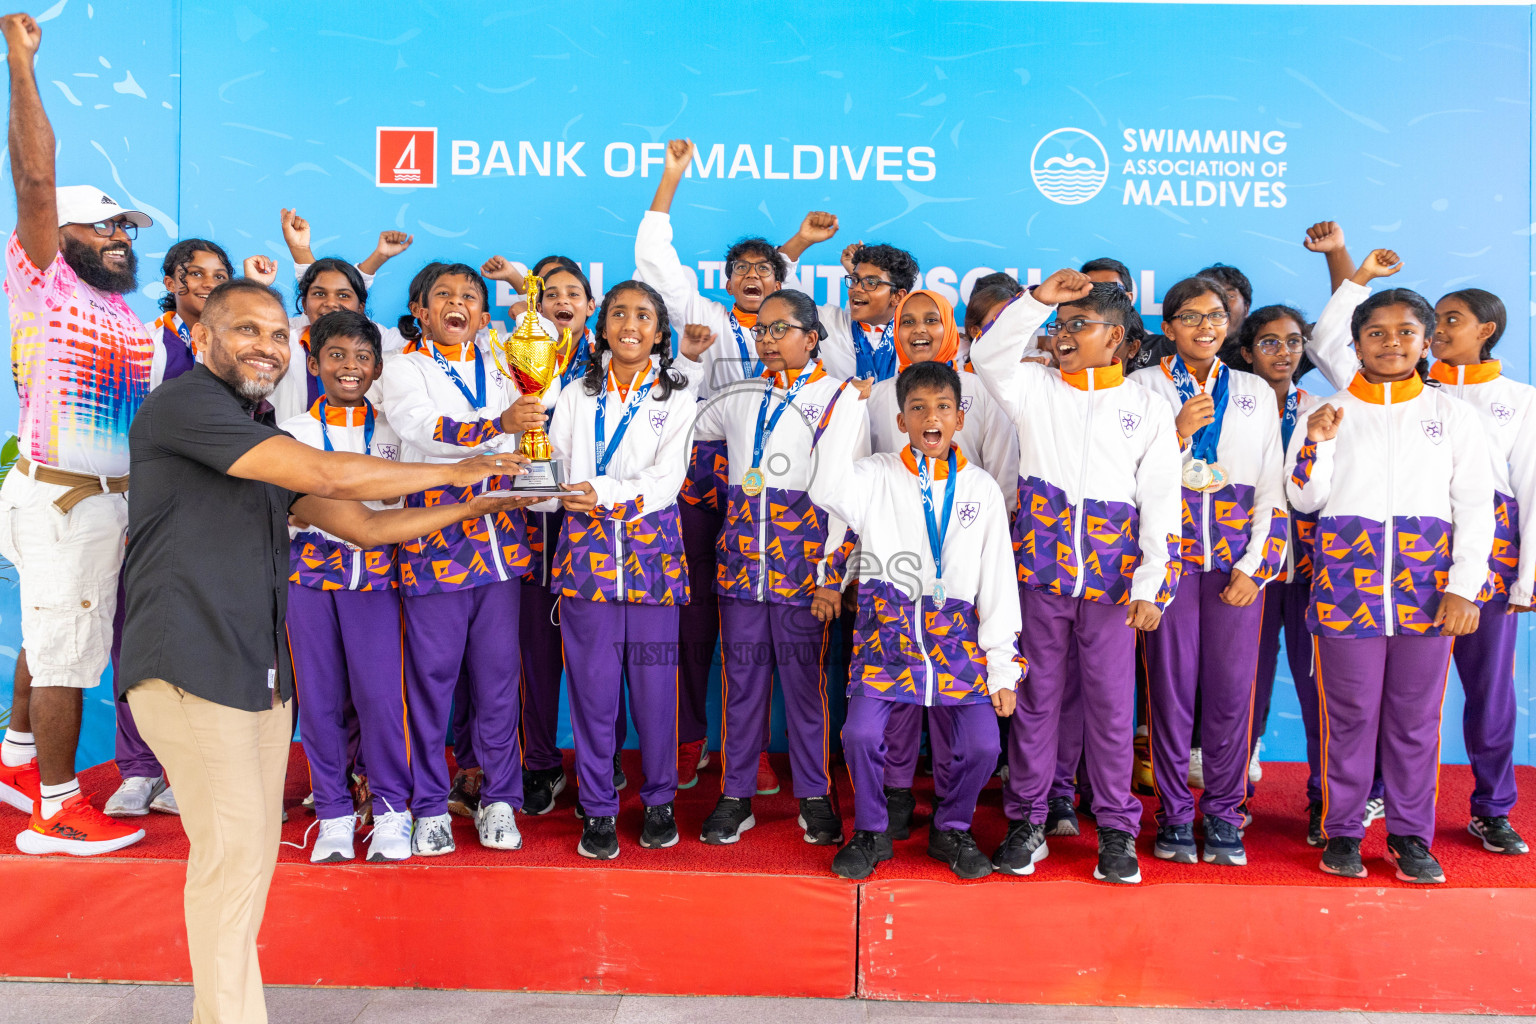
[489,275,567,493]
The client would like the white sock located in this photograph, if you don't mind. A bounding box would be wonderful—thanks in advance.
[2,729,36,767]
[39,778,80,819]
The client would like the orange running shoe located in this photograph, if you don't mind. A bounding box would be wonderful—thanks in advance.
[16,792,145,856]
[677,740,706,790]
[756,752,781,796]
[0,757,40,815]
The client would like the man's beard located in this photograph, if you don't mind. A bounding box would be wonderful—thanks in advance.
[206,346,280,402]
[61,235,138,294]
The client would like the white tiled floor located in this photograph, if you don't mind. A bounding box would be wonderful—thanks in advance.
[0,984,1530,1024]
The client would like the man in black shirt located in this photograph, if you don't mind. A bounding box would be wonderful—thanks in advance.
[119,278,538,1024]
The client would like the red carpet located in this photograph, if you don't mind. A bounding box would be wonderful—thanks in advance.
[5,750,1535,1009]
[71,746,1536,888]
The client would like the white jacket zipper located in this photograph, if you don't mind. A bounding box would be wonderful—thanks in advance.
[349,548,362,591]
[613,519,626,601]
[1069,375,1095,598]
[1383,386,1397,637]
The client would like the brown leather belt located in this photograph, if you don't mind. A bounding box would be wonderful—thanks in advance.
[16,457,129,514]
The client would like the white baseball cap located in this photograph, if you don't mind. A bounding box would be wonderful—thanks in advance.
[55,185,152,229]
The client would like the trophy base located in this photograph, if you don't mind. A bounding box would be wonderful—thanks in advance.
[509,458,566,494]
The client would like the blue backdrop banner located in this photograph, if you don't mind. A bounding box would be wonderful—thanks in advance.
[1,0,1532,770]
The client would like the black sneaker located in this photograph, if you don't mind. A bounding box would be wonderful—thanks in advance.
[1044,796,1080,837]
[991,819,1047,876]
[1387,833,1445,883]
[798,795,844,846]
[1154,823,1197,863]
[928,828,992,879]
[1202,814,1247,866]
[884,786,916,840]
[1306,801,1325,848]
[521,767,565,817]
[613,753,627,791]
[447,767,483,818]
[831,829,893,880]
[1319,835,1367,878]
[1094,827,1141,884]
[578,814,619,860]
[1469,815,1529,855]
[700,796,754,844]
[639,802,679,849]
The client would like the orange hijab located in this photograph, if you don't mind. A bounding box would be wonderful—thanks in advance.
[892,289,961,370]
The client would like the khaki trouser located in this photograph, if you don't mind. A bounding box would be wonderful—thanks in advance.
[127,678,292,1024]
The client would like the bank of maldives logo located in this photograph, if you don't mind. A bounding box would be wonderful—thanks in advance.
[1030,128,1108,205]
[377,127,437,188]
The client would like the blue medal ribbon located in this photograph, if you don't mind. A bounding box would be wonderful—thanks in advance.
[917,447,958,602]
[1281,386,1300,452]
[853,321,897,381]
[1169,356,1230,464]
[594,368,656,476]
[751,366,815,469]
[561,330,592,388]
[429,343,488,409]
[730,312,765,379]
[319,398,375,456]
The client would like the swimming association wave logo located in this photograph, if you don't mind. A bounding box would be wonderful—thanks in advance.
[1030,128,1109,206]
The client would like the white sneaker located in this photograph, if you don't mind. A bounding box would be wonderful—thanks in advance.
[149,785,179,815]
[412,812,456,856]
[103,776,166,817]
[1363,797,1386,827]
[310,815,357,863]
[1187,749,1205,790]
[1248,742,1263,784]
[476,800,522,850]
[368,809,413,862]
[303,791,316,810]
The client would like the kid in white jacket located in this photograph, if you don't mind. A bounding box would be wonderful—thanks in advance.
[683,288,870,848]
[1131,277,1288,870]
[376,263,548,858]
[636,140,796,790]
[811,361,1020,881]
[1288,285,1494,884]
[540,281,698,861]
[1310,247,1534,859]
[861,289,1018,835]
[278,311,411,865]
[972,274,1183,886]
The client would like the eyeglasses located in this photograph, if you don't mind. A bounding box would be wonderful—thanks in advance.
[1169,310,1230,328]
[1254,338,1305,355]
[729,260,778,279]
[88,219,137,241]
[845,274,894,292]
[750,320,807,341]
[1046,317,1116,336]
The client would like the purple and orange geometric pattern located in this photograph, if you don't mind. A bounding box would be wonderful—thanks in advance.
[399,483,530,596]
[680,438,729,513]
[290,534,398,591]
[1178,483,1273,574]
[432,414,504,447]
[1309,513,1460,637]
[848,578,1001,706]
[1014,475,1154,607]
[554,504,690,605]
[714,484,854,605]
[1479,490,1520,603]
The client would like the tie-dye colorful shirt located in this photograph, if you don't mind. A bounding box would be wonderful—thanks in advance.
[5,232,154,476]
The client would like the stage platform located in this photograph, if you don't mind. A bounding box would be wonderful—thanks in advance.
[3,748,1534,1012]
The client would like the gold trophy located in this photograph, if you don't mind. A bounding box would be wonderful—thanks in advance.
[488,274,570,493]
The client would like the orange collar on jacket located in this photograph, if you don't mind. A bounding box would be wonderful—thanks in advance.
[1347,372,1425,404]
[1429,360,1502,386]
[1060,363,1124,391]
[900,444,969,478]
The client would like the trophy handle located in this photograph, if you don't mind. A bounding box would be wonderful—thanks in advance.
[487,328,513,381]
[555,326,577,377]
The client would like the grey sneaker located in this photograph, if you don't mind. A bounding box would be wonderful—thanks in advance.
[411,812,456,857]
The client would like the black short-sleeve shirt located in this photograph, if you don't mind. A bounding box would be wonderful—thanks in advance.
[119,364,301,711]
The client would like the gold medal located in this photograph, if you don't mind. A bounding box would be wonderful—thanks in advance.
[742,467,765,497]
